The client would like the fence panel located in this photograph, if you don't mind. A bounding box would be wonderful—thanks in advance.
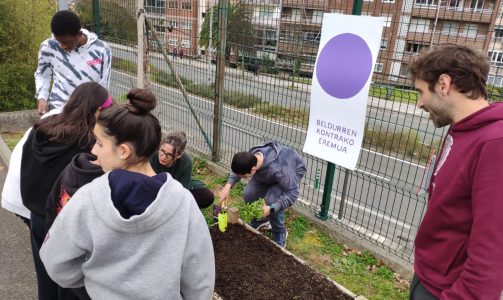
[84,0,503,262]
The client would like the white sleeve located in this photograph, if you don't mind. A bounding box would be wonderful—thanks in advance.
[34,42,53,101]
[1,128,32,219]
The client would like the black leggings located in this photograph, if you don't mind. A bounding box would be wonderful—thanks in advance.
[190,188,214,209]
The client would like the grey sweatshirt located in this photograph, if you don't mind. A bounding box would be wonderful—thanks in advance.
[40,172,215,300]
[228,141,307,210]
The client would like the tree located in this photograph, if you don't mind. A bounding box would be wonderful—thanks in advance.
[0,0,55,111]
[76,0,137,43]
[199,2,255,61]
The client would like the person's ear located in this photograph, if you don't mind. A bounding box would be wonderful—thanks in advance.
[438,74,452,96]
[118,143,133,160]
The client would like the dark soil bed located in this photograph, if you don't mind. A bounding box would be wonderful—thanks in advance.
[210,224,354,300]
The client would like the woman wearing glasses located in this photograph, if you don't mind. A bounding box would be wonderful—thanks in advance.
[150,131,214,209]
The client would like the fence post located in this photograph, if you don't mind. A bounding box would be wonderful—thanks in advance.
[212,0,228,162]
[316,0,363,221]
[92,0,100,37]
[136,0,150,89]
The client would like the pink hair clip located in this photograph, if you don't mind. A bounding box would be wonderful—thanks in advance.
[100,95,113,109]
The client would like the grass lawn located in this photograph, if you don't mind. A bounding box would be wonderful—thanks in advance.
[2,132,25,150]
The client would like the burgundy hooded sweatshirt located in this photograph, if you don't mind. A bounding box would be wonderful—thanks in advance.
[414,102,503,299]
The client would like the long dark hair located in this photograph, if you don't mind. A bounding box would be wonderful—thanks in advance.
[97,88,161,164]
[35,82,109,149]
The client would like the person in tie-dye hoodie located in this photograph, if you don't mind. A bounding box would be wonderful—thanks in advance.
[35,10,111,115]
[219,141,306,247]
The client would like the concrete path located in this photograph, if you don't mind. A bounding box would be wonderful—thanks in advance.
[0,135,37,299]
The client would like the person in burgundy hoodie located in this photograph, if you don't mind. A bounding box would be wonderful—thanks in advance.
[409,43,503,299]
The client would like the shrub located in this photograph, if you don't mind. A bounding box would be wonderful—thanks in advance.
[0,64,37,111]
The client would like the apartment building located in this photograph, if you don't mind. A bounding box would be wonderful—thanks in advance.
[241,0,282,62]
[277,0,327,74]
[144,0,200,57]
[272,0,501,84]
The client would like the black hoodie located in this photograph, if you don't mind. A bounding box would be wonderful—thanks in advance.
[21,129,87,217]
[45,153,104,231]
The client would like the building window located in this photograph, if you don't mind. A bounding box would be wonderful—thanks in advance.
[446,0,461,10]
[181,21,192,30]
[375,62,384,73]
[414,0,438,6]
[381,16,392,27]
[312,10,324,23]
[442,21,459,34]
[168,38,178,46]
[168,1,178,9]
[462,24,478,38]
[259,7,274,18]
[168,20,178,28]
[303,31,321,43]
[145,0,166,7]
[494,27,503,40]
[470,0,485,12]
[181,2,192,10]
[410,18,430,33]
[181,40,191,48]
[488,51,503,66]
[405,41,426,53]
[400,64,409,77]
[488,75,503,87]
[380,38,388,50]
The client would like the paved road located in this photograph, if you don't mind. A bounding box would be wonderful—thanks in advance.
[0,149,37,299]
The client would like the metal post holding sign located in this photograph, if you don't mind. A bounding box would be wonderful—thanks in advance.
[316,0,364,221]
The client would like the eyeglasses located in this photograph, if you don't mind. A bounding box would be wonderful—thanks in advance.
[159,149,175,160]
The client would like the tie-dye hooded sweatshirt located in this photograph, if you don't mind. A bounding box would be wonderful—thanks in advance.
[34,29,112,108]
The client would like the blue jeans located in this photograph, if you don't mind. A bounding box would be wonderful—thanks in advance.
[244,182,286,245]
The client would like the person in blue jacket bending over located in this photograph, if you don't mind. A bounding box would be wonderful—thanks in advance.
[219,141,306,247]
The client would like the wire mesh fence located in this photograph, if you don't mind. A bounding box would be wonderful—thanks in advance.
[78,0,503,262]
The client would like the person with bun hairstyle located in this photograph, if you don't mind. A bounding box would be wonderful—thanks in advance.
[150,131,214,209]
[40,89,215,300]
[19,82,112,300]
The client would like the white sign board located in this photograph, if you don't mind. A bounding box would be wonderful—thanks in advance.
[303,14,384,170]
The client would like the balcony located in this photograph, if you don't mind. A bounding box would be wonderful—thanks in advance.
[145,6,166,15]
[406,30,487,47]
[411,5,494,23]
[282,0,326,10]
[277,40,319,54]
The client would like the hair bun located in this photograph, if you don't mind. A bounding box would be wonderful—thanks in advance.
[126,88,157,114]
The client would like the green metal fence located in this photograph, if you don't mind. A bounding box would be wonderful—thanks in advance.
[79,0,503,262]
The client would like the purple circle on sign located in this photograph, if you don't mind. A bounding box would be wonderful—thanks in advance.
[316,33,373,99]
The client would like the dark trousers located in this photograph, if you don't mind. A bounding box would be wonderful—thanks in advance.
[31,213,88,300]
[410,274,438,300]
[30,212,58,300]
